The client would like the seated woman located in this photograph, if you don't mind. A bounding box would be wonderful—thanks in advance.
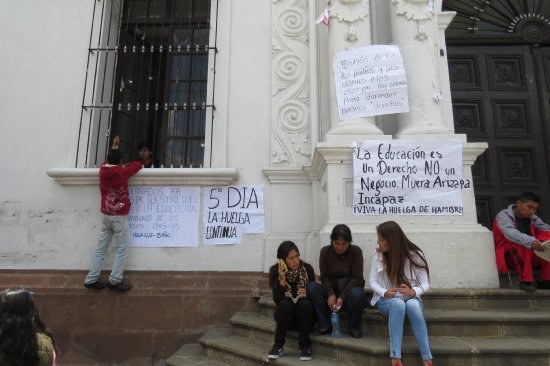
[308,224,368,338]
[0,288,57,366]
[268,241,316,361]
[369,221,434,366]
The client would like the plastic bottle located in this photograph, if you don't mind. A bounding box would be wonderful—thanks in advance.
[330,307,342,338]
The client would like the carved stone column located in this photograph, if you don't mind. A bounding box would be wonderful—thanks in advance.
[390,0,452,136]
[271,0,312,166]
[326,0,383,140]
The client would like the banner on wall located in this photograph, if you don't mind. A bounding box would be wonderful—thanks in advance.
[333,45,409,120]
[352,139,471,215]
[203,185,265,245]
[128,186,200,247]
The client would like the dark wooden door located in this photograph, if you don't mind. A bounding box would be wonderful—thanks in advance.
[448,45,550,228]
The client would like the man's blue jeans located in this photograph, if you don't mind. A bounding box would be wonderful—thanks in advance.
[307,280,367,332]
[377,297,432,360]
[85,214,130,284]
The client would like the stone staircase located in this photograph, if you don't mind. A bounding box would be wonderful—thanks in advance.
[163,288,550,366]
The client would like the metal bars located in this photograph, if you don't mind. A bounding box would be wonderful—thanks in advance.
[76,0,216,168]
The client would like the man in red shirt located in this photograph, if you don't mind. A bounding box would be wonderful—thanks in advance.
[84,137,142,291]
[493,192,550,292]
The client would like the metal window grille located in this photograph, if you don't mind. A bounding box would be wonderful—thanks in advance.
[76,0,217,168]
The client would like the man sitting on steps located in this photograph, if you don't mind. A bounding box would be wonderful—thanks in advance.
[493,192,550,292]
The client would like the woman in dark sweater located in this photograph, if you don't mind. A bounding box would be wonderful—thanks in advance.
[268,241,316,361]
[308,224,368,338]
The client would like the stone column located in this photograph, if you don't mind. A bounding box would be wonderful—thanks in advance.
[326,0,383,140]
[390,0,452,136]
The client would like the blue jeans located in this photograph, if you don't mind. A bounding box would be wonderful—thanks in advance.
[377,297,432,360]
[307,280,367,332]
[85,214,130,284]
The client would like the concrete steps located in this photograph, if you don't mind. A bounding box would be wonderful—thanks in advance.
[167,289,550,366]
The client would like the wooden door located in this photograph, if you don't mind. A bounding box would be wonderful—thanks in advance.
[448,45,550,228]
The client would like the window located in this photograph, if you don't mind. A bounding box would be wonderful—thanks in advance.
[77,0,216,168]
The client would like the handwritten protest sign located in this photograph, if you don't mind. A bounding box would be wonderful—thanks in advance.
[352,139,471,215]
[333,45,409,120]
[128,186,200,247]
[203,185,265,245]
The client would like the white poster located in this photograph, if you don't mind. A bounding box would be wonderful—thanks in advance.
[203,185,265,245]
[352,139,471,215]
[333,45,409,120]
[128,186,200,247]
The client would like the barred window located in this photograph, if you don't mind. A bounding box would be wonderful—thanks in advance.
[77,0,216,168]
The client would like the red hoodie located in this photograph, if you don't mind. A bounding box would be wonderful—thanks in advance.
[99,161,142,215]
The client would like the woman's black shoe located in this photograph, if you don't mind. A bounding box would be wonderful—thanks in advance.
[312,326,331,336]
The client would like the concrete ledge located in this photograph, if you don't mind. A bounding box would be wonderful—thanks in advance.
[46,167,239,186]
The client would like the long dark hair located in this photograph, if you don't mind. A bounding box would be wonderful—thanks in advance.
[0,288,56,366]
[376,221,429,287]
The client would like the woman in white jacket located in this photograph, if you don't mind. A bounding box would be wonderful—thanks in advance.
[369,221,434,366]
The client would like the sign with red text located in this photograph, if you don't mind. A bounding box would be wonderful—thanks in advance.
[352,139,471,215]
[333,45,409,120]
[203,185,265,244]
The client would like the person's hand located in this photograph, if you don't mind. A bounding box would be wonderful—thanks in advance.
[532,240,546,252]
[327,294,337,309]
[111,136,120,150]
[278,261,287,286]
[297,287,306,296]
[384,288,398,298]
[335,297,343,311]
[399,284,415,296]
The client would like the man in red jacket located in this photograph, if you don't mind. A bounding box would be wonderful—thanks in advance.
[84,137,142,291]
[492,192,550,292]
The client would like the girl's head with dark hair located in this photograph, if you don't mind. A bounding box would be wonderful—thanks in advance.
[0,288,41,366]
[376,221,429,287]
[276,241,303,271]
[0,287,35,317]
[330,224,353,255]
[330,224,352,243]
[277,241,300,260]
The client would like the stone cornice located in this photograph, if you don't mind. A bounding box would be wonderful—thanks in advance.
[462,142,488,166]
[47,168,239,186]
[305,142,354,181]
[263,167,310,184]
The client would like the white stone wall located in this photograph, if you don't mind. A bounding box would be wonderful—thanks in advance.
[0,0,499,288]
[0,0,278,272]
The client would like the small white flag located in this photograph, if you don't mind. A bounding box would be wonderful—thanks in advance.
[427,0,434,12]
[316,8,329,26]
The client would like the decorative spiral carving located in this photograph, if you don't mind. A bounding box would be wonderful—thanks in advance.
[274,54,304,83]
[279,9,307,37]
[278,101,309,132]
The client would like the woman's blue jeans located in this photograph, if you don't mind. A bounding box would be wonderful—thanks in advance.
[377,297,432,360]
[307,280,367,332]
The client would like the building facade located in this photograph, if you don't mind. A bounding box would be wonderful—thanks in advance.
[6,0,546,294]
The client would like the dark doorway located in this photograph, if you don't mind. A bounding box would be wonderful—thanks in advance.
[448,45,550,228]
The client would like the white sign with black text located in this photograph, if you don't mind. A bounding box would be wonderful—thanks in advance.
[352,139,471,215]
[203,185,265,245]
[128,186,200,247]
[333,45,409,120]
